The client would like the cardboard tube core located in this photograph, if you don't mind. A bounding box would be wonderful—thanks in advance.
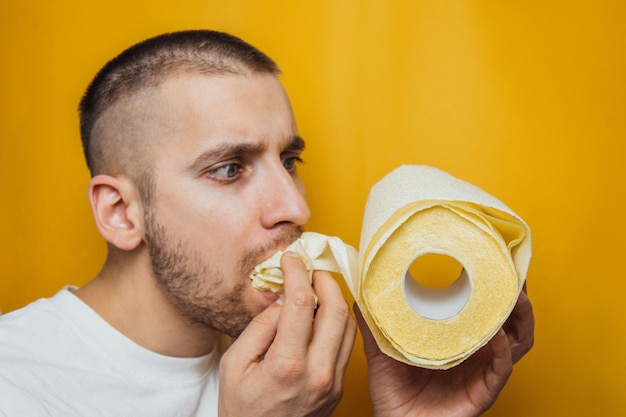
[403,256,471,321]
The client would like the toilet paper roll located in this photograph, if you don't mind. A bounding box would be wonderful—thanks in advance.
[356,165,531,369]
[250,165,531,369]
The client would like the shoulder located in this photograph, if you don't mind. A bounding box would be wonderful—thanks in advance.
[0,288,71,343]
[0,375,53,416]
[0,288,81,375]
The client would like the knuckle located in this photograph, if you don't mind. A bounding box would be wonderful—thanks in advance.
[330,299,351,321]
[321,298,354,328]
[291,289,317,308]
[272,357,307,384]
[309,368,335,396]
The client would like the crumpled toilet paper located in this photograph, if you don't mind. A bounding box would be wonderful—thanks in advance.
[250,165,531,369]
[249,232,358,295]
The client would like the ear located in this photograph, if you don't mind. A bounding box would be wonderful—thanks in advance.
[88,174,145,251]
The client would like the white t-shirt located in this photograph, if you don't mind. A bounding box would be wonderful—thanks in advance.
[0,287,229,417]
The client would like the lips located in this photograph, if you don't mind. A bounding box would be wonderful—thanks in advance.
[243,227,304,296]
[260,288,280,302]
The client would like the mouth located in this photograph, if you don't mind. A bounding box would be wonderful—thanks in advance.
[259,289,280,302]
[245,227,304,294]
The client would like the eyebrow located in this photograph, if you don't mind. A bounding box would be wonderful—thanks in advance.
[188,135,306,173]
[287,135,306,152]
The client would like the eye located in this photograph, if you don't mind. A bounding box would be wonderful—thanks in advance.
[282,156,303,173]
[207,163,243,182]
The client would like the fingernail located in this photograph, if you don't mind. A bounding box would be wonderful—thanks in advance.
[497,328,506,337]
[282,251,300,259]
[275,296,284,305]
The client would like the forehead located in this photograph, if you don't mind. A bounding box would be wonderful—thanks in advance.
[152,73,298,159]
[161,73,294,131]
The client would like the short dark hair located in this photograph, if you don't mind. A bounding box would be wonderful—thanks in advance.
[78,30,280,176]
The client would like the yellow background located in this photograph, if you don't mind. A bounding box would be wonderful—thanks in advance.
[1,1,624,415]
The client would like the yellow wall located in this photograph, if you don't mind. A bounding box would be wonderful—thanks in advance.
[1,1,624,415]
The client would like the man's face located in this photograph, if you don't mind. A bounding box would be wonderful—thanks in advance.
[142,73,310,337]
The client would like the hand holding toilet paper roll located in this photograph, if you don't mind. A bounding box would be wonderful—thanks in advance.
[250,165,531,369]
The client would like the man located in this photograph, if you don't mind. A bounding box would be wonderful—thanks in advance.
[0,30,534,416]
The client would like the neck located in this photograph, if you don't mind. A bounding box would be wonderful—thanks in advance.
[74,246,220,358]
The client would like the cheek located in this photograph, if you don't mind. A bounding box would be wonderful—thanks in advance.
[159,188,250,239]
[156,180,265,265]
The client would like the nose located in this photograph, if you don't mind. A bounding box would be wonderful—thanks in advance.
[259,163,311,229]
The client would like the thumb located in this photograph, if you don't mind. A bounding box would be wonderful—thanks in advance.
[221,301,282,376]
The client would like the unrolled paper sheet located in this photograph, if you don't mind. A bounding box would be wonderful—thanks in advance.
[250,165,531,369]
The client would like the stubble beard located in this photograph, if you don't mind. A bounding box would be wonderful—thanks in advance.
[144,210,303,338]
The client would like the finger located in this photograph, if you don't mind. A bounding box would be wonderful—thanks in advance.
[309,271,350,360]
[328,315,357,400]
[221,302,282,375]
[308,271,356,379]
[505,289,535,363]
[483,328,513,394]
[335,312,357,380]
[353,304,383,360]
[269,251,317,361]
